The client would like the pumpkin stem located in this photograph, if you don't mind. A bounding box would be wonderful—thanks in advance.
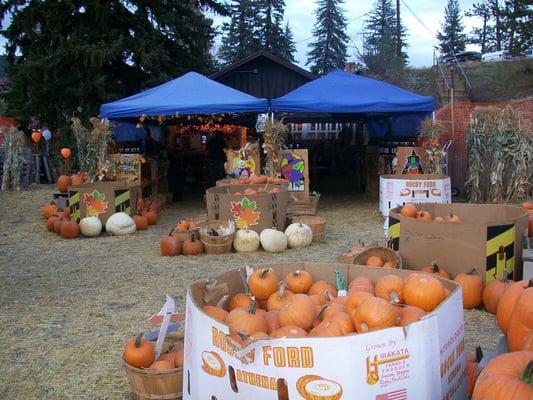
[474,346,483,363]
[134,332,144,348]
[293,270,301,276]
[519,361,533,385]
[169,228,175,236]
[325,291,333,303]
[260,268,271,279]
[248,297,257,314]
[431,261,440,273]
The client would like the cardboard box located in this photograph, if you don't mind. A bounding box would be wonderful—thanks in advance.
[68,181,131,225]
[280,149,309,194]
[205,184,289,233]
[388,203,529,282]
[396,147,429,175]
[108,153,142,184]
[379,174,452,216]
[183,263,466,400]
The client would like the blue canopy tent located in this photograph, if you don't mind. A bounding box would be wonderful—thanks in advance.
[100,72,269,119]
[271,70,435,136]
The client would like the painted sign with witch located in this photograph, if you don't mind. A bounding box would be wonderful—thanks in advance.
[280,149,309,194]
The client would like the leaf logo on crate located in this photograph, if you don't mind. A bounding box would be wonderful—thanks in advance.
[296,375,343,400]
[230,197,261,229]
[83,190,109,216]
[201,351,226,378]
[486,224,515,282]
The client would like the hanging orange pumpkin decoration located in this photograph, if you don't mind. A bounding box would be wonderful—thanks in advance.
[31,130,41,143]
[60,148,71,158]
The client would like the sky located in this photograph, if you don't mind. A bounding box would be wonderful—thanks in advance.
[210,0,481,68]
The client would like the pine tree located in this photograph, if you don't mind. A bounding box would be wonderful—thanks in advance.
[499,0,532,55]
[256,0,285,54]
[278,23,297,62]
[0,1,223,131]
[466,1,497,53]
[437,0,467,57]
[219,0,261,64]
[361,0,408,81]
[306,0,349,75]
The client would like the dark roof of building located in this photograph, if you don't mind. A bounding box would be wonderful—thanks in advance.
[210,50,316,81]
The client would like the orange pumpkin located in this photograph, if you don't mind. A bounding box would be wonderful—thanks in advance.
[522,201,533,210]
[264,310,281,334]
[454,268,483,309]
[142,209,158,225]
[272,326,307,338]
[352,297,398,333]
[400,203,418,218]
[47,215,59,232]
[123,333,155,368]
[133,214,148,231]
[325,310,354,335]
[203,296,229,323]
[53,217,65,235]
[321,303,346,320]
[249,268,279,300]
[284,270,313,293]
[226,298,268,338]
[383,261,398,269]
[345,291,373,314]
[446,213,461,223]
[229,293,253,311]
[308,280,337,297]
[60,220,80,239]
[416,210,433,221]
[348,276,374,294]
[396,305,426,326]
[70,173,85,186]
[420,262,450,280]
[366,256,384,267]
[57,175,71,192]
[309,294,327,307]
[507,288,533,351]
[497,280,533,333]
[266,283,294,311]
[403,273,446,312]
[310,319,345,337]
[375,275,404,303]
[466,346,483,398]
[42,202,58,219]
[159,350,183,368]
[472,351,533,400]
[160,229,181,256]
[522,330,533,351]
[278,294,317,331]
[483,270,513,314]
[149,360,174,371]
[182,233,203,256]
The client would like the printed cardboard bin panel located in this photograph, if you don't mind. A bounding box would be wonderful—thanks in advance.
[225,149,261,178]
[396,147,430,175]
[280,149,309,194]
[183,263,466,400]
[68,181,131,225]
[379,174,452,216]
[205,184,289,233]
[388,203,529,282]
[108,153,142,184]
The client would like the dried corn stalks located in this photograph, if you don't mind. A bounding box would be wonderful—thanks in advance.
[1,127,26,191]
[262,118,288,177]
[418,119,446,175]
[466,106,533,203]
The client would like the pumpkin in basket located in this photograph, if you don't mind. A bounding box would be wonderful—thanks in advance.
[375,275,404,303]
[267,282,294,311]
[400,203,418,218]
[149,360,174,371]
[226,297,268,338]
[366,255,384,267]
[229,293,253,311]
[278,294,317,330]
[123,333,155,368]
[308,280,337,297]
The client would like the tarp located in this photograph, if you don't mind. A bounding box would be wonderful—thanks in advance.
[271,69,435,114]
[100,72,268,118]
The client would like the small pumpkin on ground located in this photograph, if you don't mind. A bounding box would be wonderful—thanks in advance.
[53,217,65,235]
[259,228,287,253]
[133,213,148,231]
[249,268,279,300]
[182,233,203,256]
[79,216,102,237]
[160,229,181,257]
[106,212,136,235]
[482,270,513,314]
[42,202,58,219]
[233,228,260,252]
[454,268,483,309]
[60,220,80,239]
[123,333,155,368]
[47,216,59,232]
[142,209,158,225]
[284,223,313,249]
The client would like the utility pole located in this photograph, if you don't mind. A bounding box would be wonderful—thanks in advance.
[396,0,401,57]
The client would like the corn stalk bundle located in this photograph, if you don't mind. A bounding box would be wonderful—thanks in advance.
[466,106,533,203]
[262,118,288,176]
[418,119,445,175]
[1,127,26,191]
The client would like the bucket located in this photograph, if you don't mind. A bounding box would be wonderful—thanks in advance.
[289,215,326,242]
[351,245,402,268]
[199,220,235,254]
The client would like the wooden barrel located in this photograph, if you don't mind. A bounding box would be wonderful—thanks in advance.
[199,220,234,254]
[351,245,402,268]
[124,362,182,400]
[289,215,326,242]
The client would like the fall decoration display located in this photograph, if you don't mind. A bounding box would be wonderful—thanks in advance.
[375,274,404,303]
[400,203,418,218]
[507,288,533,351]
[403,273,446,312]
[60,220,80,239]
[278,294,317,330]
[123,333,155,368]
[472,351,533,400]
[182,233,203,256]
[105,212,136,235]
[420,262,450,280]
[467,346,483,398]
[497,280,533,333]
[308,280,337,297]
[227,298,268,339]
[483,270,513,314]
[57,175,72,193]
[454,268,484,309]
[352,297,398,333]
[160,229,181,257]
[284,223,313,249]
[396,305,426,326]
[132,214,148,231]
[79,216,102,237]
[42,203,58,219]
[249,268,279,300]
[233,228,260,252]
[284,270,313,294]
[229,293,253,311]
[267,282,294,311]
[259,228,287,253]
[262,118,288,176]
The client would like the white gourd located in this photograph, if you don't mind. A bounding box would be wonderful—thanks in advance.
[285,223,313,248]
[260,228,287,253]
[233,229,260,252]
[105,212,137,235]
[79,216,102,237]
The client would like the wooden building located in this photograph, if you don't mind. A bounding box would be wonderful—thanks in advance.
[210,50,316,99]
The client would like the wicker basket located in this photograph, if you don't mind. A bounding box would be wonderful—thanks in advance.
[351,245,402,268]
[289,215,326,242]
[199,220,235,254]
[287,193,321,216]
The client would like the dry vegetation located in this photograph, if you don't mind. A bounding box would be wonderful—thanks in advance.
[0,186,501,399]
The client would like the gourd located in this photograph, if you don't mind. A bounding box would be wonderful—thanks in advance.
[259,228,287,253]
[79,216,102,237]
[454,268,484,309]
[106,212,136,235]
[233,229,260,252]
[123,333,155,368]
[284,223,313,249]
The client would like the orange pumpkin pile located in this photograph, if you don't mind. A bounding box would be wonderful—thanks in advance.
[363,255,398,269]
[123,333,183,371]
[137,196,164,226]
[399,203,462,223]
[43,204,80,239]
[200,268,451,341]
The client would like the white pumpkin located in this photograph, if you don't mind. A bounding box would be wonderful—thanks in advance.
[285,223,313,249]
[79,216,102,237]
[233,229,260,252]
[105,212,136,235]
[259,228,287,253]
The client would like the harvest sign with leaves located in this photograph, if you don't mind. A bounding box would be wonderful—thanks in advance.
[83,190,109,216]
[230,197,261,229]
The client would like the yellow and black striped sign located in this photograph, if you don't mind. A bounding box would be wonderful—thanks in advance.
[388,216,400,251]
[69,190,80,223]
[114,189,131,214]
[486,224,515,283]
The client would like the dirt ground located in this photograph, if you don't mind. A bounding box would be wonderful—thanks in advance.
[0,185,502,399]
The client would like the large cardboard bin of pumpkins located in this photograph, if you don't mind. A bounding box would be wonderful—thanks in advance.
[183,263,466,400]
[388,203,529,283]
[206,184,289,233]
